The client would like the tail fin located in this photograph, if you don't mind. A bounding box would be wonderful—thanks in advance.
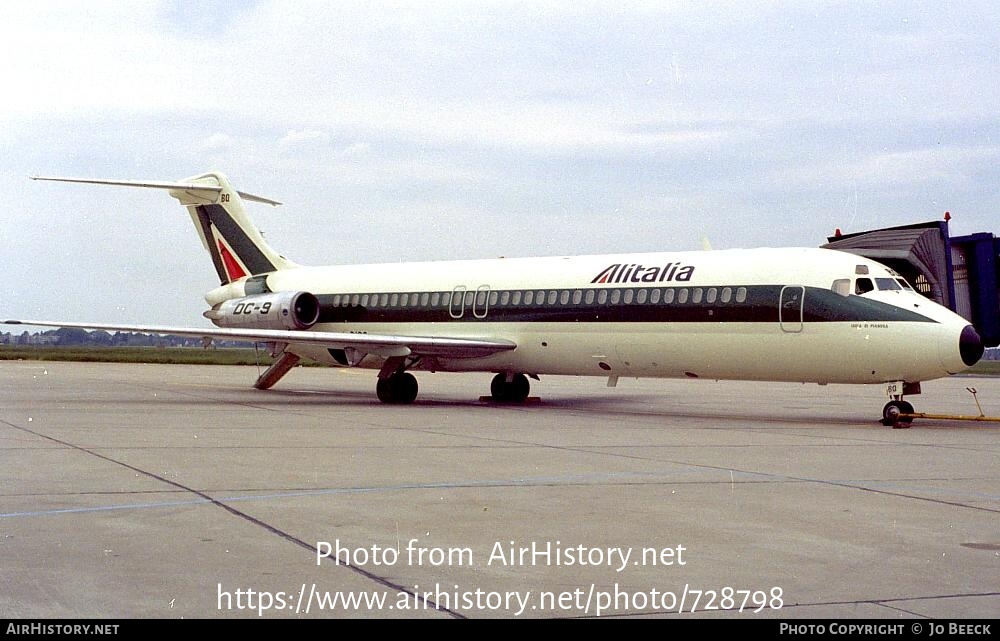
[30,171,295,284]
[176,172,295,284]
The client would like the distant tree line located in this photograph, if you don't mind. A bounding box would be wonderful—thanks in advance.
[0,328,256,349]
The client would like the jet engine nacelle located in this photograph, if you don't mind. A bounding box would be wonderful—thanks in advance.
[205,291,321,330]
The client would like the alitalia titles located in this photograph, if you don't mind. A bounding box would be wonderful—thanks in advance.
[591,262,695,284]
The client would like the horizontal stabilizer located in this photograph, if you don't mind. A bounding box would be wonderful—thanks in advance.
[29,175,282,206]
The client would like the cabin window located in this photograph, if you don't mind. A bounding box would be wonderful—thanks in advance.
[623,289,634,304]
[390,293,399,307]
[663,289,675,304]
[875,278,901,291]
[361,294,370,306]
[691,288,703,304]
[332,294,342,306]
[420,293,430,306]
[636,289,648,304]
[476,290,488,306]
[855,278,874,295]
[524,291,535,305]
[585,290,596,305]
[649,289,661,304]
[831,279,851,296]
[706,287,718,304]
[500,291,511,306]
[560,290,571,305]
[511,291,522,305]
[677,289,689,304]
[735,287,747,303]
[400,293,410,307]
[430,292,440,307]
[351,294,360,306]
[598,290,608,305]
[489,291,498,306]
[720,287,732,303]
[572,290,583,305]
[547,290,558,305]
[610,289,622,305]
[379,293,388,306]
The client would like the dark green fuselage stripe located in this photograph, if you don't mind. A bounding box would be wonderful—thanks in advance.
[312,286,936,324]
[197,204,277,276]
[195,207,229,285]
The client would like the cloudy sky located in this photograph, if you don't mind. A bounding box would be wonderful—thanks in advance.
[3,1,999,325]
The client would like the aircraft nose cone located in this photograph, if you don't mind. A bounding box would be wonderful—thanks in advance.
[960,325,984,367]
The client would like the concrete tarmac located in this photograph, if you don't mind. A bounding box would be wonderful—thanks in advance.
[1,361,998,619]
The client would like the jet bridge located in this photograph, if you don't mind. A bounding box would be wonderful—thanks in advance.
[824,217,1000,348]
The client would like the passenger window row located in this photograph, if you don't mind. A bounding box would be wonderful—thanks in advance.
[329,287,749,309]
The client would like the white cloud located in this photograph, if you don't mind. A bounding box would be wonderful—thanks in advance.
[773,145,1000,188]
[199,133,237,153]
[277,130,331,148]
[4,0,1000,323]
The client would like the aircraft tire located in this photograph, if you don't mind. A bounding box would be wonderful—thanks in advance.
[881,400,912,428]
[490,374,510,402]
[490,373,530,402]
[377,373,418,404]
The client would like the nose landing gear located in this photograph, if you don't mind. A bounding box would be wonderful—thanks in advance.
[880,381,920,428]
[881,399,915,428]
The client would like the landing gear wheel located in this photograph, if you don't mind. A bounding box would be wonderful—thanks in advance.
[489,374,509,402]
[376,372,419,404]
[490,373,530,403]
[881,400,913,429]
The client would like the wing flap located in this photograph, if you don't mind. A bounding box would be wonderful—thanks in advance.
[3,320,516,359]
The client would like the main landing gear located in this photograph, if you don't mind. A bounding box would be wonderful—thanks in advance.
[373,359,535,405]
[490,372,531,402]
[880,381,920,429]
[376,356,420,404]
[376,371,419,404]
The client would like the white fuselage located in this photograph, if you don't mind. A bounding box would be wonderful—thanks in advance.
[214,247,975,385]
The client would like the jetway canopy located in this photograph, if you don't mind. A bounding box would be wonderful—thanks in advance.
[824,222,952,306]
[823,220,999,347]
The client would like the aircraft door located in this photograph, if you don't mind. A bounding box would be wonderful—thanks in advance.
[472,285,491,319]
[450,285,490,319]
[449,286,467,318]
[780,286,804,333]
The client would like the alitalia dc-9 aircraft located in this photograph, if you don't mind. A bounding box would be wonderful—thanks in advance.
[7,172,984,426]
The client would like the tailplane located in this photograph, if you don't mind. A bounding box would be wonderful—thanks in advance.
[30,172,295,284]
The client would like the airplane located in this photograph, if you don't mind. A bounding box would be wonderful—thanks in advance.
[6,171,985,427]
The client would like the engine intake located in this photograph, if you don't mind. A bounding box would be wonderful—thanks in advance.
[205,291,320,331]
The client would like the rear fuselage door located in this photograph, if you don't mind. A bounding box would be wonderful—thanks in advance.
[780,286,804,333]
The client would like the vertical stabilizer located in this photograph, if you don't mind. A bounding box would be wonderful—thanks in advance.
[171,172,295,284]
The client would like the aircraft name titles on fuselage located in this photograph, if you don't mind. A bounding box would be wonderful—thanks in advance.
[590,263,695,285]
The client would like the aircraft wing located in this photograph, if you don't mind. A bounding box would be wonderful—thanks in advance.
[3,320,516,359]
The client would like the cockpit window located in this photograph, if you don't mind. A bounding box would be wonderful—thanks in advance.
[875,278,902,291]
[831,279,851,296]
[855,278,875,294]
[896,278,913,290]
